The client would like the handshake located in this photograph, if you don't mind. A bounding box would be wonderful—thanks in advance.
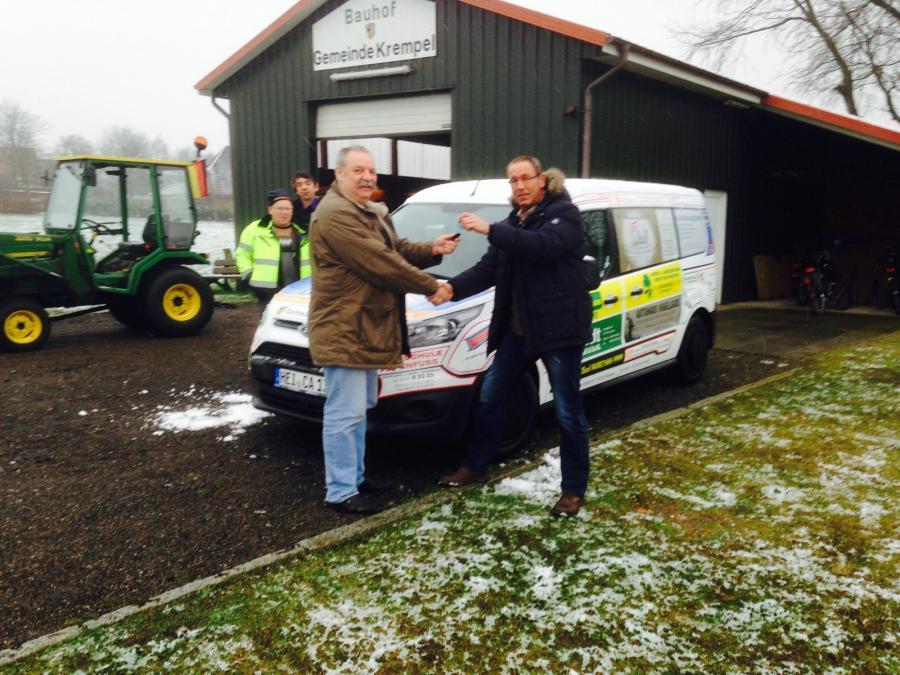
[427,281,454,306]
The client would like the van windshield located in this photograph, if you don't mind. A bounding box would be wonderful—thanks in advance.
[392,202,511,278]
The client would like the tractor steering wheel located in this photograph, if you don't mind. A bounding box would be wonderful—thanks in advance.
[81,218,118,236]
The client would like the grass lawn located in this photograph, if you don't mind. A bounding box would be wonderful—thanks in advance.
[5,332,898,673]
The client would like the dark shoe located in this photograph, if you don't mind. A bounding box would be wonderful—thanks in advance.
[437,466,487,488]
[357,478,394,494]
[551,494,584,517]
[325,493,384,514]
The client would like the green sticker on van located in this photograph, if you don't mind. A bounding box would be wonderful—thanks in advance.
[583,314,622,361]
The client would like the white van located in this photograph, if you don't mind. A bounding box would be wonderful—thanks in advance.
[248,177,716,452]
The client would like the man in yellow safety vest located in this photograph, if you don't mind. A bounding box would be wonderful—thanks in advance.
[236,188,311,306]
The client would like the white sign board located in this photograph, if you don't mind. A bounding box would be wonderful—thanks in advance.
[312,0,437,72]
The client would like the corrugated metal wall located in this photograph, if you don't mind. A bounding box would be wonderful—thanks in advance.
[450,3,600,177]
[586,66,762,301]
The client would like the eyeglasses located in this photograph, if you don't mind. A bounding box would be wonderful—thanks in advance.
[508,174,540,186]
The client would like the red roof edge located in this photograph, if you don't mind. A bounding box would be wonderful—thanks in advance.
[195,0,312,93]
[459,0,607,47]
[764,95,900,148]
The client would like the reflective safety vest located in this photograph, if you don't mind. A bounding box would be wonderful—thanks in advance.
[235,219,311,289]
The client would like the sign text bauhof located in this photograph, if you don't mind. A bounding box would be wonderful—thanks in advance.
[313,0,437,72]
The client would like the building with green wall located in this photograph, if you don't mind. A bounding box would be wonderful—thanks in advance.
[197,0,899,303]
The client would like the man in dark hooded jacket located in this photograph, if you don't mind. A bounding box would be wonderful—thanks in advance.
[430,155,592,516]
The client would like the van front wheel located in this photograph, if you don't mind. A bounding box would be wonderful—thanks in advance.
[466,371,538,459]
[675,316,710,384]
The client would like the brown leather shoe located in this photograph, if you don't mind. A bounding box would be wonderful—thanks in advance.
[551,494,584,517]
[437,466,487,487]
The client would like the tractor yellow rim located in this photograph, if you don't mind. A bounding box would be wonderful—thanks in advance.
[162,283,202,322]
[4,309,43,345]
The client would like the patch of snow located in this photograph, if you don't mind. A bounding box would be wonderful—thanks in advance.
[493,451,561,505]
[761,484,806,506]
[150,390,271,439]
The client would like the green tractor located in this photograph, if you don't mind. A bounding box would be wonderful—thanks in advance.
[0,155,215,352]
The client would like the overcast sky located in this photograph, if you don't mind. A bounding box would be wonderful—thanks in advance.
[0,0,886,156]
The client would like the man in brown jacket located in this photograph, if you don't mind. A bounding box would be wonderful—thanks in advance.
[309,145,458,514]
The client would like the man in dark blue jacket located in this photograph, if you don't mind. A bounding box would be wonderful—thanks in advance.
[431,155,592,516]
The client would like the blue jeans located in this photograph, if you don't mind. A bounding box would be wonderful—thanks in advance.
[322,367,379,503]
[464,332,590,497]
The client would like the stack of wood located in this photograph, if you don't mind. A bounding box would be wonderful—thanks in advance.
[213,248,239,276]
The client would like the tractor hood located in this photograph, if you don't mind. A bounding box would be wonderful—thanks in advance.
[0,231,65,264]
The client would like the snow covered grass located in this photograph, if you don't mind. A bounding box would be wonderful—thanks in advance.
[7,333,899,673]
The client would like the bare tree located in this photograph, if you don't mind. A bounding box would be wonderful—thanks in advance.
[171,146,196,162]
[839,0,900,122]
[99,126,168,158]
[681,0,899,121]
[871,0,900,23]
[0,99,47,149]
[0,100,47,189]
[54,133,95,156]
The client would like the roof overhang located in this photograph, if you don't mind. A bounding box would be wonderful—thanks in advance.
[601,41,765,105]
[196,0,321,95]
[761,95,900,151]
[599,42,899,151]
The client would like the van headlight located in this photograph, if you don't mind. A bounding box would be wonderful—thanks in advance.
[408,306,482,348]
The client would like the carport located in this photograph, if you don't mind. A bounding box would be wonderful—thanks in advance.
[742,99,900,306]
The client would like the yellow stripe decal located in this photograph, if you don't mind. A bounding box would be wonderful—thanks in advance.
[6,251,52,258]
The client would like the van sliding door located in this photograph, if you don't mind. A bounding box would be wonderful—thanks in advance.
[612,207,683,373]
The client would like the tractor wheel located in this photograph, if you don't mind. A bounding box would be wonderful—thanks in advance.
[142,267,214,337]
[674,315,710,384]
[104,295,145,329]
[0,298,51,352]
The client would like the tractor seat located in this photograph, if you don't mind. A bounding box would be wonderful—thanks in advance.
[118,241,153,258]
[143,214,166,247]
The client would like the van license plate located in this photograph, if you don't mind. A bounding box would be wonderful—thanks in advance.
[275,368,325,397]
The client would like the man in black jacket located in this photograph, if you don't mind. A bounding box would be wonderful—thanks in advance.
[292,170,320,232]
[431,155,592,516]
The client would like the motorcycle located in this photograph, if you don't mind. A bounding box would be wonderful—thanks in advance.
[881,244,900,315]
[801,248,851,315]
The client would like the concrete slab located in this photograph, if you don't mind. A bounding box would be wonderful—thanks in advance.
[717,300,899,359]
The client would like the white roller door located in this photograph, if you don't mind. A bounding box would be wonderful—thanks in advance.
[316,93,451,139]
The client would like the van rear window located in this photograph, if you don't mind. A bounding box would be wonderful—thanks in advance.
[674,209,709,257]
[611,208,680,273]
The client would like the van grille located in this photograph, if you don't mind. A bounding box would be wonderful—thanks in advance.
[255,342,317,369]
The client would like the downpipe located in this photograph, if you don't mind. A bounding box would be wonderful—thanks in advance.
[581,42,631,178]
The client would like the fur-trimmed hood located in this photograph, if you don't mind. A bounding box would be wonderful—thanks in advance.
[509,167,568,206]
[544,167,566,195]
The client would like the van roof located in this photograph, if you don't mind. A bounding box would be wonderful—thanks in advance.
[404,177,705,208]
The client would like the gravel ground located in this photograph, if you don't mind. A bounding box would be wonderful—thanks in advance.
[1,302,896,650]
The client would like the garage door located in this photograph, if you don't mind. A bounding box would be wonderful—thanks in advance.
[316,93,452,139]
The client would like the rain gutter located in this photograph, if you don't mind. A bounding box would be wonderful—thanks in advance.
[211,96,230,120]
